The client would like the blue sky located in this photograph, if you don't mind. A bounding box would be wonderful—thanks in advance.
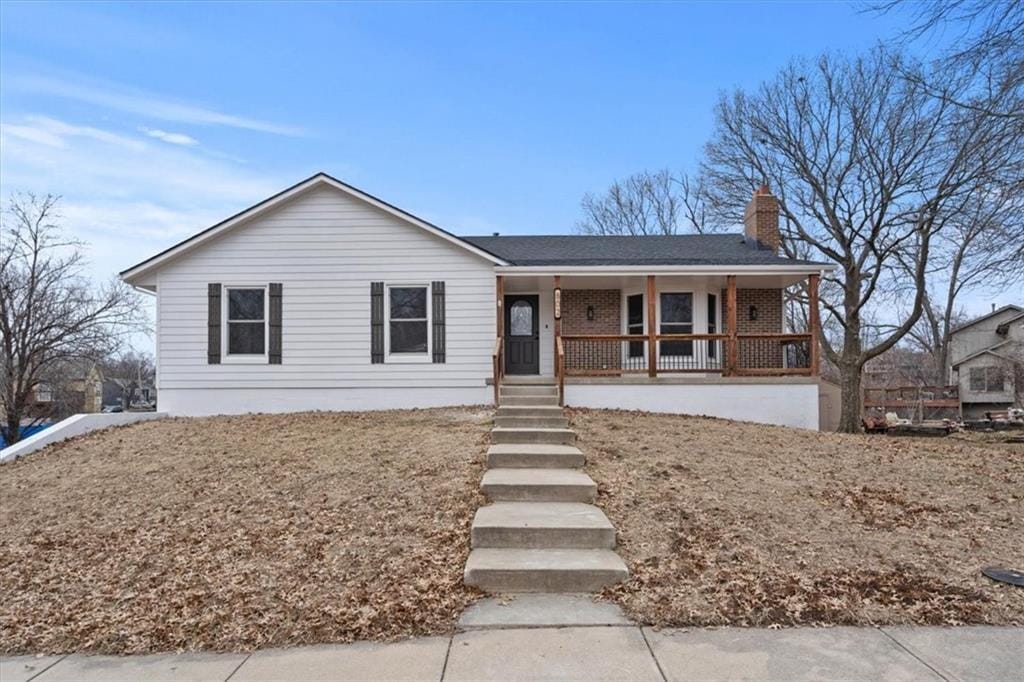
[6,1,1005,331]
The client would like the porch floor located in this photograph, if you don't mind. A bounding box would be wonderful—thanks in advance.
[502,375,557,385]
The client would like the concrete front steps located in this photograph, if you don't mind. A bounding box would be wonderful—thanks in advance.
[493,415,569,429]
[472,503,614,548]
[464,381,628,593]
[481,469,596,502]
[487,444,586,469]
[464,549,628,593]
[491,427,575,445]
[499,394,560,406]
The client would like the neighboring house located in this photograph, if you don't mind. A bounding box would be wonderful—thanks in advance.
[120,173,834,429]
[80,364,105,414]
[23,383,54,420]
[21,364,104,420]
[949,305,1024,419]
[101,380,157,410]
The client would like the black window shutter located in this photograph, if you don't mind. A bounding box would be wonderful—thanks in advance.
[371,281,384,363]
[432,281,446,363]
[208,283,221,364]
[269,283,282,364]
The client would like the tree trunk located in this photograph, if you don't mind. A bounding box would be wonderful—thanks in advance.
[837,277,865,434]
[4,407,22,445]
[936,344,949,386]
[838,359,864,433]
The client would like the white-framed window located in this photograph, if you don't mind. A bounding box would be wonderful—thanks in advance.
[659,291,694,356]
[969,366,1005,392]
[35,383,53,403]
[626,293,645,359]
[707,293,718,360]
[385,283,431,362]
[222,285,268,363]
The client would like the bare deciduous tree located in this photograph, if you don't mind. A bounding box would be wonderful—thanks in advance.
[576,170,718,235]
[702,47,1021,432]
[872,0,1024,120]
[901,299,970,385]
[895,182,1024,383]
[0,194,146,444]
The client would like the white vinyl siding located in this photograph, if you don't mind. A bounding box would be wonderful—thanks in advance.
[155,185,495,390]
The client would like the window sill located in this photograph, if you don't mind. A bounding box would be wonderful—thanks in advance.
[222,355,268,364]
[386,354,432,364]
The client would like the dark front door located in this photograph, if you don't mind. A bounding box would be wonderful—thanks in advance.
[505,294,539,375]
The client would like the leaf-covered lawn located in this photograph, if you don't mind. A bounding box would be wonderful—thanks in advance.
[570,409,1024,627]
[0,409,489,654]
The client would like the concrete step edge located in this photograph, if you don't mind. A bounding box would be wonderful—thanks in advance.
[464,548,629,593]
[472,501,612,529]
[481,468,596,485]
[499,396,561,406]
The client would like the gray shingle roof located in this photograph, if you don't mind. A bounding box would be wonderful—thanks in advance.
[461,234,827,267]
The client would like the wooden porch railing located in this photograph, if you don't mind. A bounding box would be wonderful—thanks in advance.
[549,271,821,388]
[732,333,813,376]
[492,337,503,405]
[557,332,814,378]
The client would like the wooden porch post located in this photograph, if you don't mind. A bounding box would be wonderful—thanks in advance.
[726,275,737,376]
[553,275,561,380]
[808,273,820,376]
[647,275,657,377]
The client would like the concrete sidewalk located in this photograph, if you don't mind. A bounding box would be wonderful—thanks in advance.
[2,626,1020,682]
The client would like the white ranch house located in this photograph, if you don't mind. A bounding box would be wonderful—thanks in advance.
[121,173,833,429]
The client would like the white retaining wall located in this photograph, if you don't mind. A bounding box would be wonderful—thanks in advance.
[565,382,820,430]
[0,412,168,462]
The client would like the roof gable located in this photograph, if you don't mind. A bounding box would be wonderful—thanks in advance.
[951,340,1017,368]
[950,305,1024,335]
[996,312,1024,334]
[121,173,507,282]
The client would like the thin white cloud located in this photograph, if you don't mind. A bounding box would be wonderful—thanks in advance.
[1,113,288,287]
[0,122,65,147]
[1,109,302,356]
[1,116,145,150]
[61,200,221,241]
[140,127,198,146]
[9,73,304,137]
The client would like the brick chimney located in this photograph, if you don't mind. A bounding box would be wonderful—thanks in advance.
[744,184,780,252]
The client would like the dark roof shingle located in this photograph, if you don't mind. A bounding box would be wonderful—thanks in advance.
[461,234,826,267]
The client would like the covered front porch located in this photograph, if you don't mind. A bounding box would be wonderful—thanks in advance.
[491,269,822,408]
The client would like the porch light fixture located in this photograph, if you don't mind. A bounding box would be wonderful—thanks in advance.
[554,288,561,320]
[587,305,595,321]
[749,305,758,321]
